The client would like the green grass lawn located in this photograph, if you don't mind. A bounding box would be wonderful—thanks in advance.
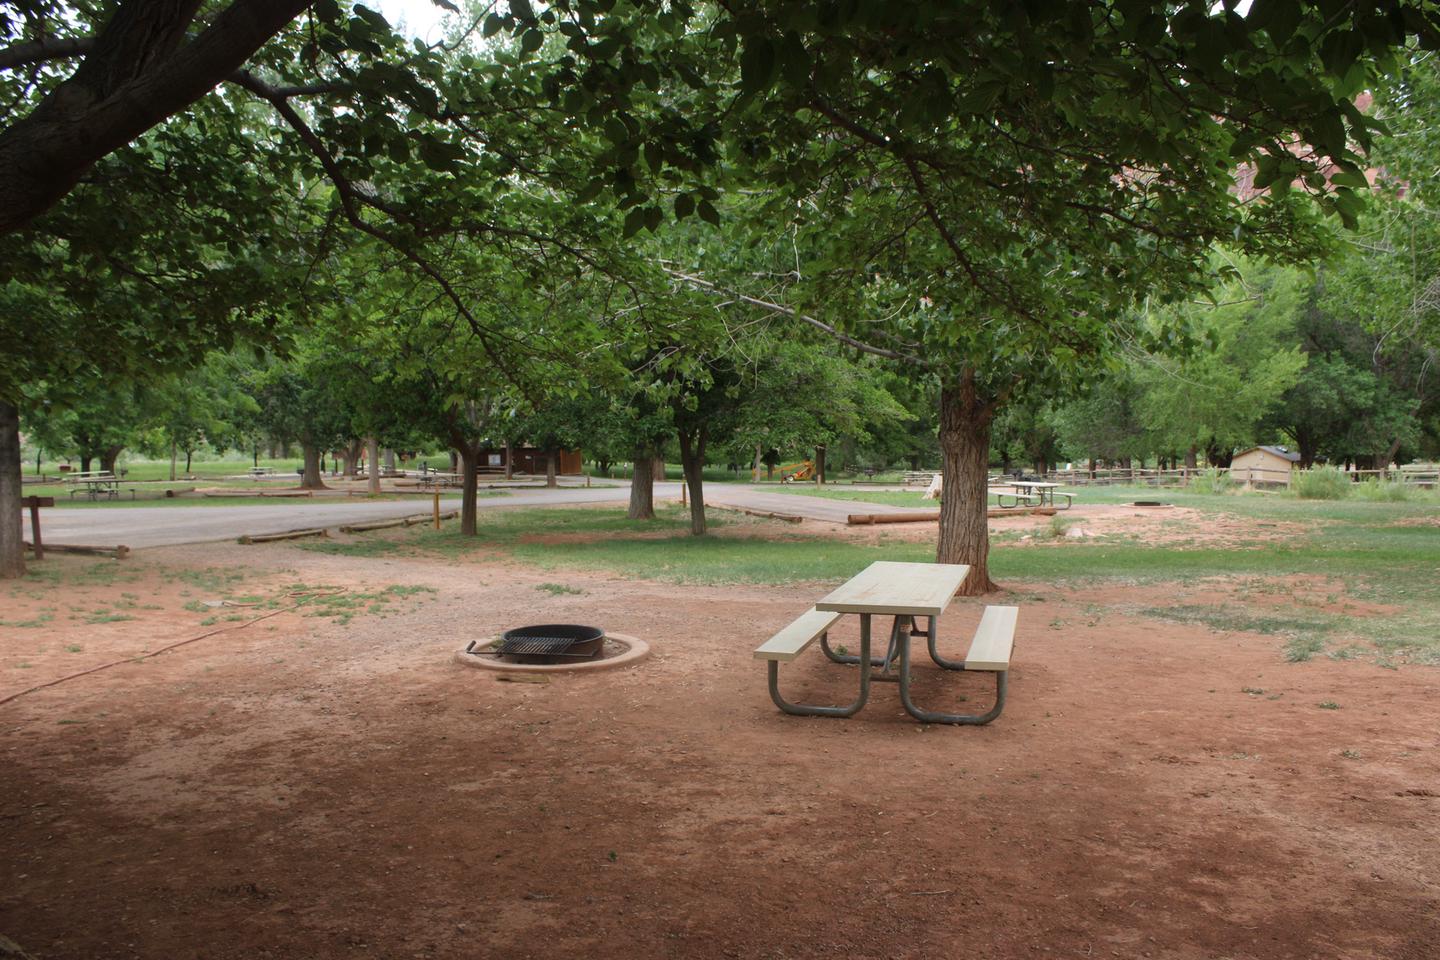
[304,490,1440,665]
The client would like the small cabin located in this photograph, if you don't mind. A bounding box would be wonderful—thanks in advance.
[478,447,583,475]
[1231,445,1300,487]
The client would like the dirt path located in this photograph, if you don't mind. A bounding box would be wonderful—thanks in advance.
[2,541,1436,959]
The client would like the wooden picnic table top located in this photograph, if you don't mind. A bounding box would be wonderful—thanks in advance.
[1010,480,1059,488]
[814,560,971,617]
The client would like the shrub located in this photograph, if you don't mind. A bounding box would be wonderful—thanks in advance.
[1291,466,1350,500]
[1352,478,1410,502]
[1189,468,1233,495]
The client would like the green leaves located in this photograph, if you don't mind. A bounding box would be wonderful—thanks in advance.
[739,36,778,93]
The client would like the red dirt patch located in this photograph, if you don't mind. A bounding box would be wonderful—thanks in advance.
[2,544,1437,959]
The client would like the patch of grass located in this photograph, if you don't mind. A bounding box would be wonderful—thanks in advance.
[289,583,437,625]
[0,612,54,628]
[1139,604,1337,639]
[536,582,584,595]
[176,568,249,592]
[1318,700,1340,710]
[84,612,136,624]
[1188,468,1234,495]
[65,643,82,653]
[1292,467,1351,501]
[1352,478,1411,502]
[1284,636,1327,662]
[1038,515,1071,540]
[298,537,408,558]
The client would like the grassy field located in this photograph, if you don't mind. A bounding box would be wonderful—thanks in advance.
[296,490,1440,665]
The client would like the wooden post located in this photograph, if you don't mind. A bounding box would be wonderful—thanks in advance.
[433,490,441,530]
[23,497,54,560]
[681,481,686,506]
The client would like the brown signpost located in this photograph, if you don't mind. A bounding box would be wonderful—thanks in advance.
[21,496,55,560]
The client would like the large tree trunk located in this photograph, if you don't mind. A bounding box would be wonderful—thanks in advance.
[100,446,123,474]
[367,437,381,494]
[937,378,999,596]
[504,441,513,480]
[459,445,479,536]
[299,442,327,490]
[1185,445,1199,470]
[752,443,762,483]
[80,455,93,473]
[677,426,707,536]
[652,457,666,483]
[342,438,362,479]
[545,448,557,488]
[0,401,25,578]
[628,456,655,520]
[170,439,178,482]
[384,448,396,473]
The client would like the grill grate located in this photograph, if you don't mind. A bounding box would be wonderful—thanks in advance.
[496,635,588,656]
[477,624,607,662]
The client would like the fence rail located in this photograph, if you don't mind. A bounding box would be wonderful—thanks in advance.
[1005,465,1440,488]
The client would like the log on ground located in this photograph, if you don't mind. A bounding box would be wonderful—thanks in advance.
[237,528,329,544]
[23,542,130,559]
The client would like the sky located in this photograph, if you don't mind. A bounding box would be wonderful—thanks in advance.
[372,0,457,44]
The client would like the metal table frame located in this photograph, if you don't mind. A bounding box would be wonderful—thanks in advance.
[765,562,1007,725]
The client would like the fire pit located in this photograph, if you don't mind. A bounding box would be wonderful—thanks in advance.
[457,626,649,674]
[483,624,606,664]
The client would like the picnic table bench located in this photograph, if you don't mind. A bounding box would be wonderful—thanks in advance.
[753,561,1018,725]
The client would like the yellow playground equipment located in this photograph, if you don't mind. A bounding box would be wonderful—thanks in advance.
[780,460,815,483]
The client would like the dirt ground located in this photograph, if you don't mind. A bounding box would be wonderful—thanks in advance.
[2,514,1438,960]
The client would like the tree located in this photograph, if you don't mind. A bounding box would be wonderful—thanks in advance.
[1135,261,1310,465]
[586,2,1436,592]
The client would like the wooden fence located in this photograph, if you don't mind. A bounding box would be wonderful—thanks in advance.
[1009,465,1440,488]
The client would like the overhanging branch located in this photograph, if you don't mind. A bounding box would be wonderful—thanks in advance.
[663,267,930,366]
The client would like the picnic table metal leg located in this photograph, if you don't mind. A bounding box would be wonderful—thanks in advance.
[924,614,967,671]
[820,615,903,671]
[897,634,1009,726]
[768,614,873,718]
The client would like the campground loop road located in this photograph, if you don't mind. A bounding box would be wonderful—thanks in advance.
[21,483,925,549]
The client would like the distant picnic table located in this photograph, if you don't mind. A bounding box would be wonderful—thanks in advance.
[65,472,121,501]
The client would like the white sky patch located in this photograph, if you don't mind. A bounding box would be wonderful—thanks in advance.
[371,0,456,44]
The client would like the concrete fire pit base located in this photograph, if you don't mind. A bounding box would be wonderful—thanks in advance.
[454,633,649,674]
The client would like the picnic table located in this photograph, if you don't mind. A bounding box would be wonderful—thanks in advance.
[754,561,1018,725]
[994,481,1074,509]
[416,471,463,488]
[64,472,121,501]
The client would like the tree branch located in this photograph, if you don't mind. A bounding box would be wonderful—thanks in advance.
[662,267,930,366]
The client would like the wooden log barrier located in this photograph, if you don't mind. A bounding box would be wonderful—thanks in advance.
[237,527,329,544]
[847,506,1056,525]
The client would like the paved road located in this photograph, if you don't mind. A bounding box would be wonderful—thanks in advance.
[703,487,929,524]
[22,483,924,549]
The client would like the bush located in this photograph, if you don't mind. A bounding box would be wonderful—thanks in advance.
[1291,466,1350,500]
[1352,478,1411,502]
[1189,468,1234,495]
[1039,515,1071,540]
